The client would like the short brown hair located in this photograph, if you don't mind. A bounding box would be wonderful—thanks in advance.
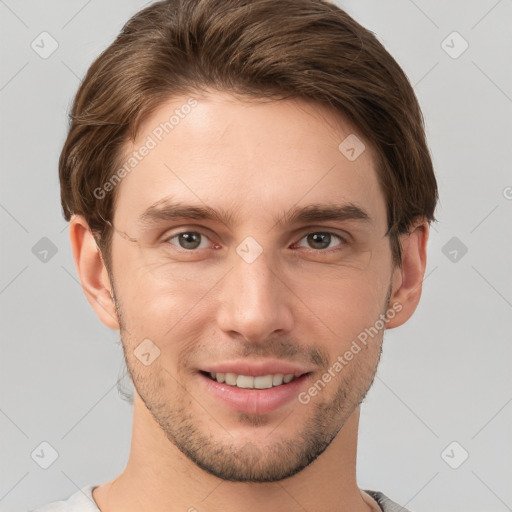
[59,0,438,270]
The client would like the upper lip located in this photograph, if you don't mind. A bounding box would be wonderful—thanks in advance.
[200,359,313,377]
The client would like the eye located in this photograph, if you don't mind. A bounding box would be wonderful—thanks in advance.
[295,232,347,251]
[162,230,348,253]
[165,231,212,250]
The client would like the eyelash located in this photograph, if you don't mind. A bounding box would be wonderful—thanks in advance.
[162,230,349,253]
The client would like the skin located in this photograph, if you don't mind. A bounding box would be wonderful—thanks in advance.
[70,90,429,512]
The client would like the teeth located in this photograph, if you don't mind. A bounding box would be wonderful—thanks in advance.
[254,375,273,389]
[272,373,284,386]
[237,375,254,388]
[208,372,297,388]
[225,373,237,386]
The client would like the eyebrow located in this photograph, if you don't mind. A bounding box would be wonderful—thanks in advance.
[136,199,372,230]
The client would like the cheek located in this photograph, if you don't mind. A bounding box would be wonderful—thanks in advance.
[114,264,213,363]
[112,234,391,353]
[292,269,388,343]
[113,243,208,308]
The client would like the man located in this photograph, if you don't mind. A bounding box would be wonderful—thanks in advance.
[34,0,438,510]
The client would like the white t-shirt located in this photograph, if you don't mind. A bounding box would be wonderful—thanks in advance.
[30,485,412,512]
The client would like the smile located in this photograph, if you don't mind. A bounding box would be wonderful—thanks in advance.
[206,372,299,389]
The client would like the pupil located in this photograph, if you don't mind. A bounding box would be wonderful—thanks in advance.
[309,233,330,249]
[180,233,200,249]
[177,233,332,250]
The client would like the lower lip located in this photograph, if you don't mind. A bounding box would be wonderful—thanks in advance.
[199,372,310,415]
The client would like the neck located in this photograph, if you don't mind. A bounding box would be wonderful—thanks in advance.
[93,394,376,512]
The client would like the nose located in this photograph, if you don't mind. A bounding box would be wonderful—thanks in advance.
[216,247,295,344]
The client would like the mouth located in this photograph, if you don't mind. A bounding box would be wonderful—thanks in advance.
[198,364,313,415]
[201,371,304,389]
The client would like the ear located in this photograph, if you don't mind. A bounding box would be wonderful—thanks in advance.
[386,219,430,329]
[69,214,120,330]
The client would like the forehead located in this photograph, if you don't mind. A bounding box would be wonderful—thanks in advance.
[113,91,387,233]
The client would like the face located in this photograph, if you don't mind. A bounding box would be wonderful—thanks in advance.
[106,91,396,482]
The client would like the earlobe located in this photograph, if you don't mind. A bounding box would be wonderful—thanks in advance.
[386,219,430,329]
[69,215,120,330]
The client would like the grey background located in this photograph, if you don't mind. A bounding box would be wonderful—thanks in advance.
[1,1,511,511]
